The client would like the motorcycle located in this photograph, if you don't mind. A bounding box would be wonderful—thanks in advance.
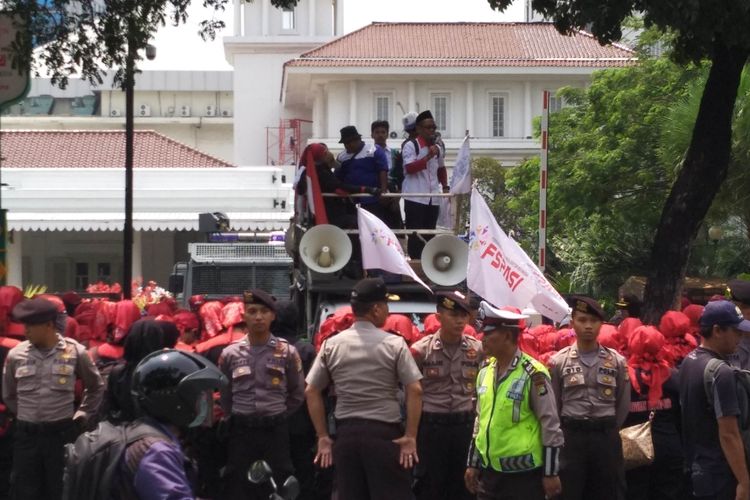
[247,460,300,500]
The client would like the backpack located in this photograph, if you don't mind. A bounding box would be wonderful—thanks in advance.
[62,419,168,500]
[704,358,750,454]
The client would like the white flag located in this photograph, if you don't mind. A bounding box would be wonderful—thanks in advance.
[450,136,472,195]
[357,206,431,292]
[467,188,569,322]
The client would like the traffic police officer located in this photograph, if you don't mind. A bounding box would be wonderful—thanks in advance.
[411,290,483,500]
[465,301,564,500]
[549,296,630,500]
[305,277,424,500]
[728,278,750,369]
[218,289,305,500]
[3,297,103,500]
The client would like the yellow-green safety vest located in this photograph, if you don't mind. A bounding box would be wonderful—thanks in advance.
[474,353,546,472]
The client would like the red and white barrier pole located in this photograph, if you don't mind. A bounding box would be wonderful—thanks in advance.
[539,91,549,271]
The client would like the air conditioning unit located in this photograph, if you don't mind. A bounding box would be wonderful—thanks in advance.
[167,106,175,115]
[221,109,232,117]
[110,109,122,117]
[138,104,151,117]
[205,105,216,117]
[180,105,191,117]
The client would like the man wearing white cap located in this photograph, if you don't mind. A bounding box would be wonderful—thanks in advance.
[465,301,564,500]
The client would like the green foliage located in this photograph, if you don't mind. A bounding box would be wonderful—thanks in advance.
[5,0,298,88]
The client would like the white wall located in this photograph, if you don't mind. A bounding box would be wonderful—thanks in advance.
[242,0,334,37]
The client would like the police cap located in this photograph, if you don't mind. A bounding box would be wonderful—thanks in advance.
[350,278,395,303]
[728,279,750,304]
[478,301,529,332]
[12,298,59,325]
[242,289,276,312]
[436,291,471,313]
[568,295,606,321]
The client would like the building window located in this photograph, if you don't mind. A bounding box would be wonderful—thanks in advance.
[281,8,296,31]
[97,262,112,282]
[548,92,566,113]
[489,93,506,137]
[374,93,392,124]
[431,93,450,133]
[75,262,89,290]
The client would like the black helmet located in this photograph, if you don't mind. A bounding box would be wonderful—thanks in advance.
[131,349,227,428]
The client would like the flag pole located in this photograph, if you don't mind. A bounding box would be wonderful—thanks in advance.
[539,91,550,271]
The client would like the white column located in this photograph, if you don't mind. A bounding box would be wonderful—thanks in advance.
[313,84,325,138]
[6,230,22,287]
[348,80,357,125]
[524,82,532,138]
[308,0,316,36]
[334,0,344,36]
[132,230,143,283]
[465,81,474,136]
[408,81,416,112]
[233,0,242,36]
[261,0,269,36]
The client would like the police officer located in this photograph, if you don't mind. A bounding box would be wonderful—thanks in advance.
[728,278,750,369]
[2,297,104,500]
[465,302,563,500]
[411,290,483,500]
[548,296,630,500]
[218,289,305,500]
[305,278,424,500]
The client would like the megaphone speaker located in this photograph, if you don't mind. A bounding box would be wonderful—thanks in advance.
[421,234,468,286]
[299,224,352,274]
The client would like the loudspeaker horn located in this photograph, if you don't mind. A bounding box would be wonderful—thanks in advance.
[299,224,352,274]
[421,234,468,286]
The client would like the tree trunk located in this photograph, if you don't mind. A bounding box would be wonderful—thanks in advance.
[642,42,748,324]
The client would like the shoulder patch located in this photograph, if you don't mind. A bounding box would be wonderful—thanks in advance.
[531,371,549,396]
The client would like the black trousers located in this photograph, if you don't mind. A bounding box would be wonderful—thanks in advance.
[224,417,293,500]
[625,457,684,500]
[478,468,545,500]
[560,424,625,500]
[333,419,412,500]
[415,418,474,500]
[404,200,439,259]
[11,420,76,500]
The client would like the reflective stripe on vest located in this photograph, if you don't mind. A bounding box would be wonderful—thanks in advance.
[474,353,546,472]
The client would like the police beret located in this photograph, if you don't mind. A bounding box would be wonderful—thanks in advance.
[12,298,59,325]
[242,289,276,312]
[728,279,750,304]
[478,301,529,332]
[435,291,471,313]
[350,278,394,303]
[615,293,641,309]
[568,295,606,321]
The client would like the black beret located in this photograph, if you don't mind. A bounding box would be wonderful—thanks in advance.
[728,279,750,304]
[12,298,59,325]
[350,278,391,303]
[243,289,276,312]
[436,291,471,313]
[568,295,606,321]
[416,110,434,124]
[615,293,641,309]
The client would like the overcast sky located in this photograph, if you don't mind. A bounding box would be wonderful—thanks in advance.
[139,0,525,71]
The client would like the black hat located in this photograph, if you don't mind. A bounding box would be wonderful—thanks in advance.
[436,291,471,313]
[416,110,434,124]
[243,289,277,312]
[338,125,362,144]
[350,278,394,303]
[728,279,750,304]
[567,295,606,321]
[12,298,59,325]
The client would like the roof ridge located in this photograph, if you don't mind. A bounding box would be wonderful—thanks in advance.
[146,130,235,168]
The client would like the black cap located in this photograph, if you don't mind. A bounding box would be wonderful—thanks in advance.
[338,125,362,144]
[567,295,606,321]
[436,291,471,313]
[728,279,750,304]
[350,278,392,303]
[243,289,276,312]
[416,110,433,124]
[12,298,59,325]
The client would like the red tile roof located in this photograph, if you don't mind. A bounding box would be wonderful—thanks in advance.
[0,130,235,168]
[287,22,636,68]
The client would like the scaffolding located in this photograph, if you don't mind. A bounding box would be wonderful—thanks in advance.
[266,118,313,167]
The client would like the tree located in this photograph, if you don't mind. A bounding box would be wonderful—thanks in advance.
[489,0,750,323]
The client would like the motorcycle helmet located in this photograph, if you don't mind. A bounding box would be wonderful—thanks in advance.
[131,349,227,427]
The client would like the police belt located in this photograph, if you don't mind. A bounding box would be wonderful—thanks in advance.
[421,411,474,425]
[16,418,74,434]
[561,416,616,431]
[231,413,286,428]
